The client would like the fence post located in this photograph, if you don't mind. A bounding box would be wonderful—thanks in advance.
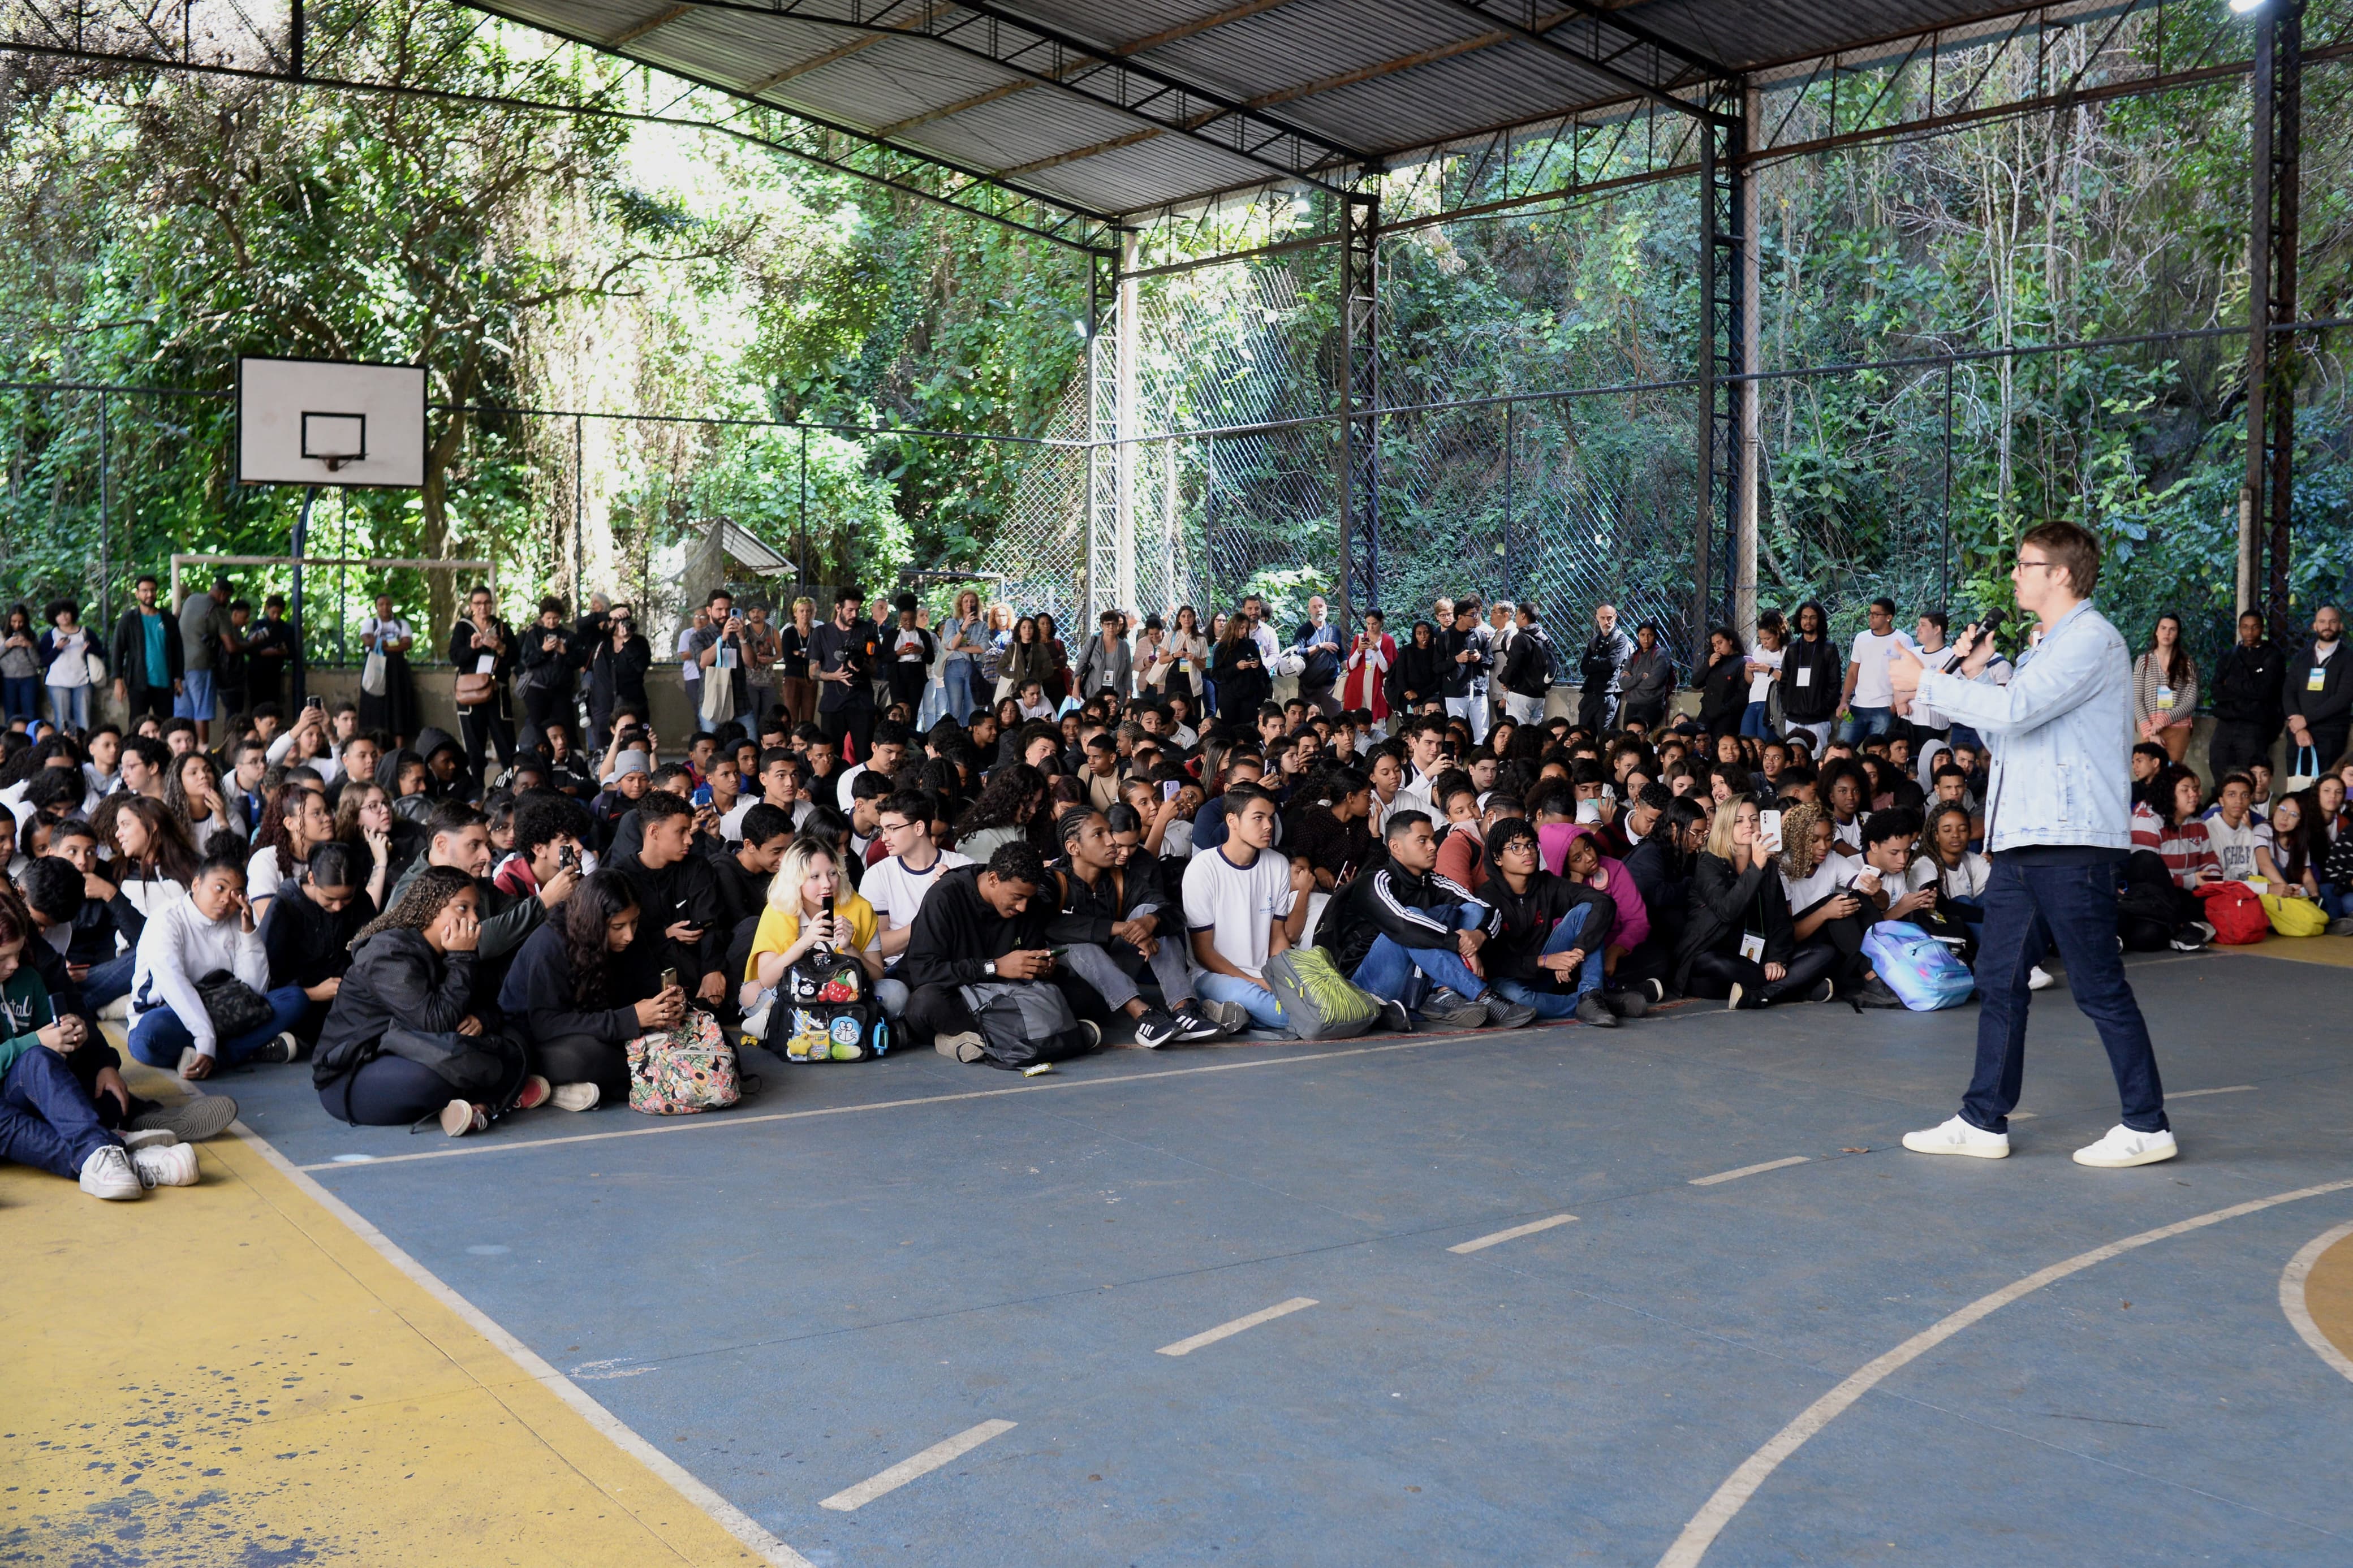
[97,390,111,629]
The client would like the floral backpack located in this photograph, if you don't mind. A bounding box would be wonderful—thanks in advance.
[626,1010,742,1115]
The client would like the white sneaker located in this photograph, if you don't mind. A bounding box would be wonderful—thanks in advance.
[1901,1114,2011,1159]
[79,1144,144,1200]
[131,1143,201,1187]
[550,1082,601,1112]
[2072,1124,2179,1168]
[2028,965,2054,991]
[120,1127,180,1152]
[97,995,130,1022]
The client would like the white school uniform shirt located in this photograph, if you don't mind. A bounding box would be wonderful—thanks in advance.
[1779,857,1846,914]
[859,850,972,936]
[1927,850,1992,901]
[1181,845,1297,980]
[1847,628,1917,708]
[678,627,701,685]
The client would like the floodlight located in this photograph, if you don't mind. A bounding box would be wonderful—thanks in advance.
[2228,0,2268,13]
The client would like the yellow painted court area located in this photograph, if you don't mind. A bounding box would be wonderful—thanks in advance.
[1,1076,765,1568]
[2304,1230,2353,1368]
[2217,934,2353,968]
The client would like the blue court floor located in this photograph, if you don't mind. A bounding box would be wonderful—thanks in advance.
[215,946,2353,1566]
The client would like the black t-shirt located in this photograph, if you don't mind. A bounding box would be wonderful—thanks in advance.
[808,621,880,712]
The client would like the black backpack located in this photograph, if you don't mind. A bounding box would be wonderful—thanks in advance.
[766,948,891,1062]
[1300,643,1340,691]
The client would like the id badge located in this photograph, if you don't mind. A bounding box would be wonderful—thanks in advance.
[1738,932,1766,964]
[2311,667,2328,693]
[1795,666,1813,688]
[2155,684,2174,714]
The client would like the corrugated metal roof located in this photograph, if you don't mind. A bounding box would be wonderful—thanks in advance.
[460,1,2102,223]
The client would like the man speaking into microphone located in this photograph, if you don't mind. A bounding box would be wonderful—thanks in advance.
[1887,520,2176,1168]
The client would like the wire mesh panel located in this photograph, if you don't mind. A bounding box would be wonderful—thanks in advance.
[1372,401,1509,623]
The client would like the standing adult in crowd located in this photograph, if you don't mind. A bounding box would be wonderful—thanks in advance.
[39,600,96,733]
[775,597,818,729]
[741,601,783,730]
[1576,604,1634,733]
[110,573,182,727]
[1777,601,1841,751]
[1075,610,1132,703]
[1618,623,1675,732]
[1838,598,1911,742]
[2283,604,2349,779]
[516,597,579,742]
[1892,520,2177,1168]
[587,600,650,750]
[0,604,39,725]
[2208,609,2286,778]
[812,587,881,763]
[176,575,234,746]
[1741,611,1786,738]
[245,594,297,713]
[1497,603,1553,727]
[936,590,985,724]
[357,593,418,746]
[689,589,756,728]
[449,585,517,781]
[2131,611,2198,764]
[1695,626,1749,737]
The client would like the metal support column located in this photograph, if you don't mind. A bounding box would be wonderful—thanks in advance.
[96,390,111,629]
[1697,89,1747,659]
[1084,252,1119,621]
[2244,1,2304,636]
[572,414,584,607]
[1335,192,1380,630]
[1116,232,1141,618]
[1734,84,1761,645]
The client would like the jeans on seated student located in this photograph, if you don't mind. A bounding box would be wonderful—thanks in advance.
[80,949,136,1008]
[2,1046,120,1180]
[1348,901,1492,1010]
[127,985,309,1069]
[1057,939,1197,1021]
[1193,969,1287,1031]
[1487,902,1607,1021]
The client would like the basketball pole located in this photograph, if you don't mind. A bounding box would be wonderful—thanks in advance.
[291,485,317,710]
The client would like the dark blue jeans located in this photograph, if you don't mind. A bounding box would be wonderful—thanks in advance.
[127,984,311,1069]
[0,1047,115,1178]
[1490,903,1606,1020]
[1350,902,1490,1010]
[81,950,135,1007]
[1,674,37,724]
[1963,853,2167,1135]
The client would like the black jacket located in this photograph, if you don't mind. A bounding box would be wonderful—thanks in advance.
[1778,634,1842,724]
[897,865,1049,990]
[1210,638,1272,714]
[590,630,653,711]
[518,622,580,690]
[613,848,723,989]
[109,605,184,696]
[1438,625,1488,700]
[1322,860,1499,975]
[496,921,645,1046]
[1483,870,1617,989]
[1697,651,1748,734]
[1578,627,1635,696]
[1675,852,1794,988]
[261,877,370,989]
[313,928,480,1087]
[446,617,516,688]
[1391,628,1446,710]
[1499,624,1554,698]
[1045,859,1166,948]
[2209,639,2286,727]
[2282,638,2353,731]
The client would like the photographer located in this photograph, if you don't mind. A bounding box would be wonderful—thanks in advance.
[588,601,652,750]
[516,597,581,742]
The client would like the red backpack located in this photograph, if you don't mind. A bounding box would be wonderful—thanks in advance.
[2196,880,2270,945]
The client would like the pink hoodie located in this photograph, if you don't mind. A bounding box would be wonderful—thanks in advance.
[1546,822,1651,953]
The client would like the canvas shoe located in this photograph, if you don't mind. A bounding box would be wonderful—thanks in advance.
[131,1143,201,1189]
[130,1095,239,1143]
[2072,1124,2179,1168]
[933,1030,988,1064]
[120,1127,179,1152]
[1600,990,1648,1019]
[253,1031,304,1065]
[439,1100,488,1138]
[1572,993,1619,1028]
[2028,965,2055,991]
[550,1083,601,1112]
[514,1075,553,1112]
[1807,978,1836,1003]
[1485,995,1539,1030]
[1421,987,1489,1029]
[1197,998,1252,1033]
[1724,982,1746,1012]
[1132,1008,1181,1049]
[1901,1115,2011,1159]
[1078,1020,1102,1049]
[79,1144,144,1201]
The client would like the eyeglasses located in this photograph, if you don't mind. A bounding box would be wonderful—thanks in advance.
[2013,555,2055,573]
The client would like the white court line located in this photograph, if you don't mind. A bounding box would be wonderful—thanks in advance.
[818,1419,1017,1512]
[1157,1297,1318,1357]
[2174,1084,2257,1099]
[2280,1221,2353,1388]
[1654,1176,2353,1568]
[232,1125,818,1567]
[1689,1156,1811,1187]
[1449,1213,1579,1254]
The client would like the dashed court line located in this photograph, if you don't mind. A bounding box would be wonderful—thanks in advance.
[1690,1156,1811,1187]
[2174,1084,2257,1099]
[1157,1297,1318,1357]
[1449,1214,1579,1254]
[818,1419,1017,1511]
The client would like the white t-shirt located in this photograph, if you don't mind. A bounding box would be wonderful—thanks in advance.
[678,627,701,684]
[1848,628,1917,707]
[860,849,972,934]
[836,762,868,812]
[1747,643,1784,703]
[1181,845,1298,980]
[1927,850,1991,901]
[2201,809,2273,882]
[46,626,91,687]
[1830,813,1866,852]
[1837,856,1937,902]
[1780,857,1845,914]
[246,843,290,899]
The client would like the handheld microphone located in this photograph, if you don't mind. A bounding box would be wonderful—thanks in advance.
[1943,608,2007,673]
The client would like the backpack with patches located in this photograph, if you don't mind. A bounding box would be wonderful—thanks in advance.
[768,943,891,1063]
[1859,921,1976,1011]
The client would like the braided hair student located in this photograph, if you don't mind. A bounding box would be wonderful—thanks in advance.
[312,865,539,1137]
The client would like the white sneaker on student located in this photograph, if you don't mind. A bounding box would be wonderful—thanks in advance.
[120,1127,180,1152]
[550,1082,600,1112]
[1901,1115,2011,1159]
[131,1143,201,1188]
[79,1144,144,1200]
[97,995,130,1022]
[2028,965,2055,991]
[2071,1124,2179,1168]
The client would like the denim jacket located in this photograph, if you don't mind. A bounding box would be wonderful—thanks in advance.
[1914,599,2134,853]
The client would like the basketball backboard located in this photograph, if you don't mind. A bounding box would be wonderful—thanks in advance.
[238,356,426,489]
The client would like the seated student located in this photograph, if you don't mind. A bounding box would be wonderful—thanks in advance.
[245,781,335,924]
[611,791,726,1010]
[45,820,128,1004]
[1928,762,1985,848]
[2128,741,2170,811]
[313,866,539,1135]
[0,894,202,1199]
[860,791,970,978]
[381,748,435,823]
[708,802,795,948]
[841,770,894,874]
[126,843,311,1078]
[1820,761,1869,854]
[334,780,419,908]
[589,749,653,849]
[1191,750,1269,854]
[1321,810,1528,1030]
[385,802,555,998]
[894,840,1098,1060]
[1480,816,1634,1026]
[1615,788,1705,1000]
[489,791,592,905]
[727,748,800,839]
[1286,765,1374,892]
[2255,792,2320,900]
[261,842,374,1043]
[1429,770,1489,890]
[1181,783,1318,1034]
[742,833,883,1017]
[500,869,683,1112]
[2123,763,2219,951]
[2200,771,2273,884]
[1046,807,1226,1047]
[954,762,1048,862]
[1558,823,1649,984]
[1676,796,1839,1009]
[1820,807,1942,1005]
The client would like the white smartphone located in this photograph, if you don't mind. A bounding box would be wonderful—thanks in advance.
[1759,809,1783,853]
[1575,798,1602,824]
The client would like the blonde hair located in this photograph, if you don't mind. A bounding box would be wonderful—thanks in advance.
[766,837,837,917]
[1705,794,1755,861]
[1776,800,1829,880]
[790,597,815,618]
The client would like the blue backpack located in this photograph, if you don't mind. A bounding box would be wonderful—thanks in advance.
[1860,921,1976,1011]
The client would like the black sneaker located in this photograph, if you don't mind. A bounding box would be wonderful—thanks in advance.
[1377,997,1416,1033]
[1132,1008,1180,1049]
[254,1031,303,1064]
[1485,995,1539,1030]
[1643,977,1667,1004]
[1854,977,1906,1009]
[1600,990,1648,1019]
[1421,987,1489,1029]
[128,1095,240,1143]
[1169,1004,1226,1042]
[1572,992,1619,1027]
